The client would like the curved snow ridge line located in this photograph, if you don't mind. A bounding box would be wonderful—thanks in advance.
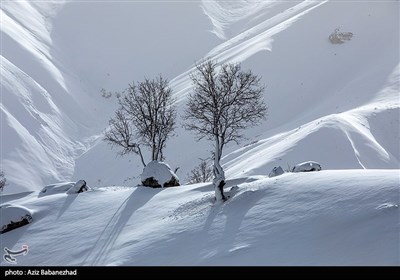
[1,56,80,168]
[337,65,400,167]
[201,0,278,40]
[0,58,87,192]
[0,6,67,92]
[1,56,61,117]
[1,1,52,46]
[0,105,65,189]
[206,0,327,58]
[223,109,398,178]
[337,111,398,169]
[223,116,329,177]
[171,0,327,103]
[368,63,400,106]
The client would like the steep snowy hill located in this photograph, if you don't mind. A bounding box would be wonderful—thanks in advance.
[1,170,398,265]
[1,0,399,193]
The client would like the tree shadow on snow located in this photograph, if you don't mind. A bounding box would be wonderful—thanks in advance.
[57,194,80,218]
[0,223,30,264]
[82,187,162,265]
[194,178,258,193]
[200,189,267,263]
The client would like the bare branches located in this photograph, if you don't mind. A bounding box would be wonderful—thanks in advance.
[184,60,267,201]
[104,75,176,166]
[184,60,267,149]
[187,159,213,184]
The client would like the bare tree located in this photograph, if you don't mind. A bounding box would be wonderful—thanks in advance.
[104,75,176,166]
[184,60,267,201]
[0,170,6,192]
[187,159,213,184]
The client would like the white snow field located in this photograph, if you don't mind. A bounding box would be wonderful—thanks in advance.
[0,0,399,266]
[0,170,399,265]
[1,1,398,193]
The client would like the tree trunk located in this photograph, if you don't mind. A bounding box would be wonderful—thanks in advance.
[137,145,146,167]
[213,138,226,201]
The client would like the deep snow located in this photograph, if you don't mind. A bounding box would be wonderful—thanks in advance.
[1,1,399,193]
[0,170,398,265]
[0,204,32,233]
[0,0,399,266]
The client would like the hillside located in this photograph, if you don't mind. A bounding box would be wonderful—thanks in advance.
[1,1,398,193]
[1,170,399,265]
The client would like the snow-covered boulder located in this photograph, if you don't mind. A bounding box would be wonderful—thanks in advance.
[67,180,90,194]
[269,166,285,178]
[40,182,75,196]
[40,180,90,196]
[1,204,33,234]
[141,161,180,188]
[292,161,322,173]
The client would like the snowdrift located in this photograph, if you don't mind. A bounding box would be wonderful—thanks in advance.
[0,170,398,265]
[1,1,399,198]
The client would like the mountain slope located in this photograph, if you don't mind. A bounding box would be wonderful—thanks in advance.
[1,1,399,193]
[1,170,398,265]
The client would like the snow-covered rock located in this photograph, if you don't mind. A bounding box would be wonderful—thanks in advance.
[67,180,90,194]
[40,180,90,196]
[1,1,399,193]
[269,166,285,178]
[292,161,322,173]
[141,161,180,188]
[40,182,76,196]
[1,170,399,265]
[0,204,33,234]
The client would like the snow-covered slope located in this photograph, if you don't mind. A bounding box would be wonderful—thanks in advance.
[1,170,398,265]
[1,1,110,192]
[1,1,399,193]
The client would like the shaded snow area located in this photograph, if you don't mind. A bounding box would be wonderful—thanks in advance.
[1,170,398,265]
[1,1,399,193]
[1,205,33,234]
[0,0,399,267]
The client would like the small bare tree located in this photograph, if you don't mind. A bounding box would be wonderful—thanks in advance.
[0,170,6,192]
[184,60,267,201]
[104,75,176,166]
[187,159,213,184]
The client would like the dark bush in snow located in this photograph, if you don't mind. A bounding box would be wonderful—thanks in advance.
[1,205,33,234]
[141,161,180,188]
[0,170,6,192]
[292,161,322,173]
[187,159,213,184]
[269,166,285,178]
[329,28,353,44]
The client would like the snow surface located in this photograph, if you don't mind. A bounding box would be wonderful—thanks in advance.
[0,170,398,265]
[140,161,179,187]
[1,1,399,193]
[0,204,33,231]
[292,161,322,172]
[0,0,399,266]
[39,182,75,196]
